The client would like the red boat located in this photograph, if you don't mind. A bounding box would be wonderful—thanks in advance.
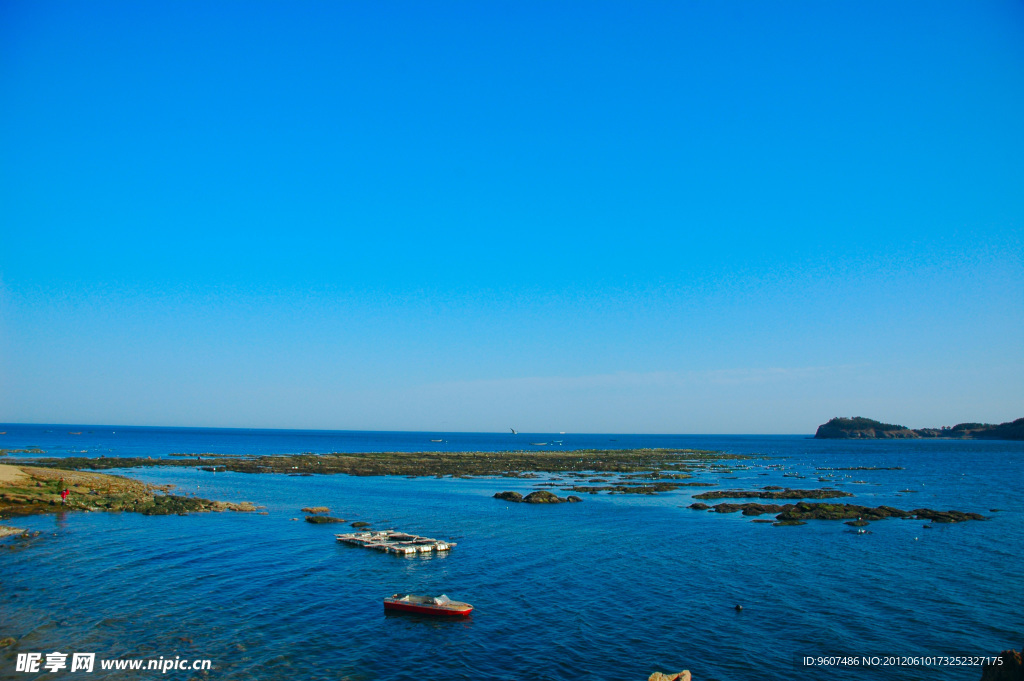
[383,594,473,617]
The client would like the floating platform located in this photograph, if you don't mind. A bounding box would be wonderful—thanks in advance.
[335,530,456,555]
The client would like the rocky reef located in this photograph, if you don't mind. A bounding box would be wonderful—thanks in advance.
[564,482,686,495]
[693,488,853,501]
[689,500,986,523]
[0,448,45,457]
[815,416,1024,440]
[28,448,744,478]
[0,463,255,519]
[494,490,582,504]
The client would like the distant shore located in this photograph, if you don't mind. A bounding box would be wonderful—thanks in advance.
[814,417,1024,440]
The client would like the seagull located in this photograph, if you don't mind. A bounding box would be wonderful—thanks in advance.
[510,428,517,435]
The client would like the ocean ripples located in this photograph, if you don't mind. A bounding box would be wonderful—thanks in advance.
[3,436,1022,680]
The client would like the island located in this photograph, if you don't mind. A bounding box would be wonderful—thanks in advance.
[814,417,1024,440]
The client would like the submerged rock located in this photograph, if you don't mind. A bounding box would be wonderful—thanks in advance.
[566,496,583,503]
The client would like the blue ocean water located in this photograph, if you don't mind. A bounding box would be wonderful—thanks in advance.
[1,425,1021,680]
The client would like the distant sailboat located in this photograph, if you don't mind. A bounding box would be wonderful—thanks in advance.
[510,428,517,435]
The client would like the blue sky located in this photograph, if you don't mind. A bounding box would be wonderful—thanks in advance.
[2,0,1022,433]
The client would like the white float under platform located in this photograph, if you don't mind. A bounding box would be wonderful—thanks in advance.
[335,530,456,555]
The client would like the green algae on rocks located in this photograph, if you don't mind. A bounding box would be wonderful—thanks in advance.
[0,463,255,520]
[30,448,747,478]
[495,490,582,503]
[687,500,987,524]
[305,515,345,524]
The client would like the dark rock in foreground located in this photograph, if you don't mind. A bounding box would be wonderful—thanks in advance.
[980,645,1023,681]
[494,491,523,502]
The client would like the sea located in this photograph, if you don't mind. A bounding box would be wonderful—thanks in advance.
[1,424,1021,681]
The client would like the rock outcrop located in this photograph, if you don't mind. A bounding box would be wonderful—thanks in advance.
[688,501,986,523]
[0,464,256,519]
[304,515,345,524]
[523,490,566,503]
[494,490,579,504]
[648,671,690,681]
[980,645,1023,681]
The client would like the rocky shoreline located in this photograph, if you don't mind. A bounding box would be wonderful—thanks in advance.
[0,463,255,521]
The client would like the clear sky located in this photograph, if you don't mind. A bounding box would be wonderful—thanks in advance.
[1,1,1022,433]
